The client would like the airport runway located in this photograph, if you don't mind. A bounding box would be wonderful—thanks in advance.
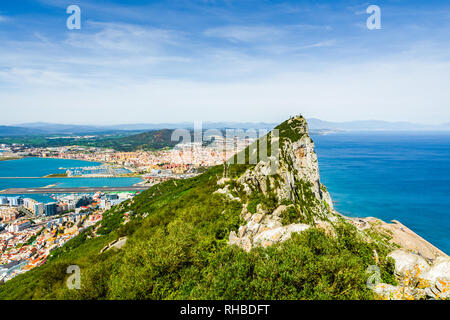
[0,177,66,179]
[0,186,151,194]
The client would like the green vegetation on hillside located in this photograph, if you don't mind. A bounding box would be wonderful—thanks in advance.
[275,115,307,148]
[0,164,396,300]
[83,129,180,151]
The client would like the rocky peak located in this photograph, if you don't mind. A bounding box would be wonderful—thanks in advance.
[223,115,336,251]
[274,116,333,209]
[236,116,333,218]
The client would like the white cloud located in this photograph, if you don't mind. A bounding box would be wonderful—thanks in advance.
[298,40,336,49]
[204,24,332,43]
[0,67,99,88]
[204,25,285,43]
[0,21,192,81]
[63,21,182,53]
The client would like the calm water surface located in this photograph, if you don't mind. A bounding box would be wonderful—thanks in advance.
[313,131,450,255]
[0,157,142,203]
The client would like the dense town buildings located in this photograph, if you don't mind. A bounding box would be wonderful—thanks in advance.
[0,207,19,222]
[0,135,255,175]
[0,210,103,283]
[0,191,135,283]
[0,190,138,283]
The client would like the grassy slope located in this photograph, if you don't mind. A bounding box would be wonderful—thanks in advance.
[84,129,179,151]
[0,162,396,300]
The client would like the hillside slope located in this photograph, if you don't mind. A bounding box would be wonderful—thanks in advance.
[0,129,178,151]
[0,116,448,300]
[85,129,179,151]
[0,126,45,136]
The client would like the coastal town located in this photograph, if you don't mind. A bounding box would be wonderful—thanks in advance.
[0,134,256,283]
[0,133,255,182]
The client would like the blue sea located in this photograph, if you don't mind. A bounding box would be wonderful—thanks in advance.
[0,157,142,203]
[0,157,102,177]
[313,132,450,255]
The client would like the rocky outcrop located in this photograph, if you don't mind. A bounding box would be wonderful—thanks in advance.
[214,184,240,201]
[388,250,430,278]
[360,218,447,261]
[235,116,333,222]
[374,283,420,300]
[226,116,335,251]
[375,249,450,300]
[228,204,310,252]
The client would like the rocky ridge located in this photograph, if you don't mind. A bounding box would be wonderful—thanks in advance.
[218,115,449,300]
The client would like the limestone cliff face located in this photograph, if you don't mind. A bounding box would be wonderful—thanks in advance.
[223,116,336,251]
[274,116,333,210]
[236,116,333,217]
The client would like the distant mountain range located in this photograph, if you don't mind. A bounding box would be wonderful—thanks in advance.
[13,122,279,133]
[0,126,46,136]
[5,123,130,135]
[0,119,449,136]
[0,122,280,136]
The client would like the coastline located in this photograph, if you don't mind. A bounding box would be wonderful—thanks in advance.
[340,211,448,260]
[0,157,22,161]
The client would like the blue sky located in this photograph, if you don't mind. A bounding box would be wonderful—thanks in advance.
[1,0,450,125]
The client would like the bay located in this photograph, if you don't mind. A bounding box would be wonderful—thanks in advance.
[313,131,450,255]
[0,157,142,203]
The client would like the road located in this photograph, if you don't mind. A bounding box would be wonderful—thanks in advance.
[17,206,35,219]
[0,186,151,195]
